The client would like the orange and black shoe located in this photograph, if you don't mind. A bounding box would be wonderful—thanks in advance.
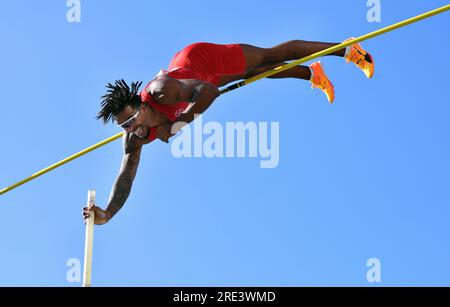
[343,37,375,79]
[309,61,335,104]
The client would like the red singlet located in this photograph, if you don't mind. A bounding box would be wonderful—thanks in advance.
[139,43,247,141]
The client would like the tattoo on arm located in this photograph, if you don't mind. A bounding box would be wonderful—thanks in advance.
[106,175,134,217]
[106,144,142,218]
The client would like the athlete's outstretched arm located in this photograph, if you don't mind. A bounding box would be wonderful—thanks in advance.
[83,133,143,225]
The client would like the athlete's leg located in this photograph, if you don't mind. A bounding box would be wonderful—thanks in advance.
[217,62,312,87]
[239,40,345,71]
[217,63,312,87]
[246,62,312,80]
[219,61,335,103]
[216,73,248,87]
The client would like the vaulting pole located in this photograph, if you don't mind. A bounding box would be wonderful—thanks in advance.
[83,190,96,287]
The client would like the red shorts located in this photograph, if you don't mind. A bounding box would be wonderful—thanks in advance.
[168,43,247,86]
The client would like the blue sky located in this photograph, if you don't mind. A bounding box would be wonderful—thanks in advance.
[0,0,449,286]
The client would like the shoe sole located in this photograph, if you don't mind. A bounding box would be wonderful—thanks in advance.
[314,62,335,103]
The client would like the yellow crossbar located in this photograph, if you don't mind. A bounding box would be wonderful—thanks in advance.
[1,4,449,196]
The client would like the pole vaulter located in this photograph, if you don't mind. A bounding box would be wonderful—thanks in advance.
[1,7,449,220]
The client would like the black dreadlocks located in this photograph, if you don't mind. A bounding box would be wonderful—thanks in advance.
[96,79,143,125]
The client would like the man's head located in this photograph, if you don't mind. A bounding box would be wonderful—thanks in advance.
[96,79,150,139]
